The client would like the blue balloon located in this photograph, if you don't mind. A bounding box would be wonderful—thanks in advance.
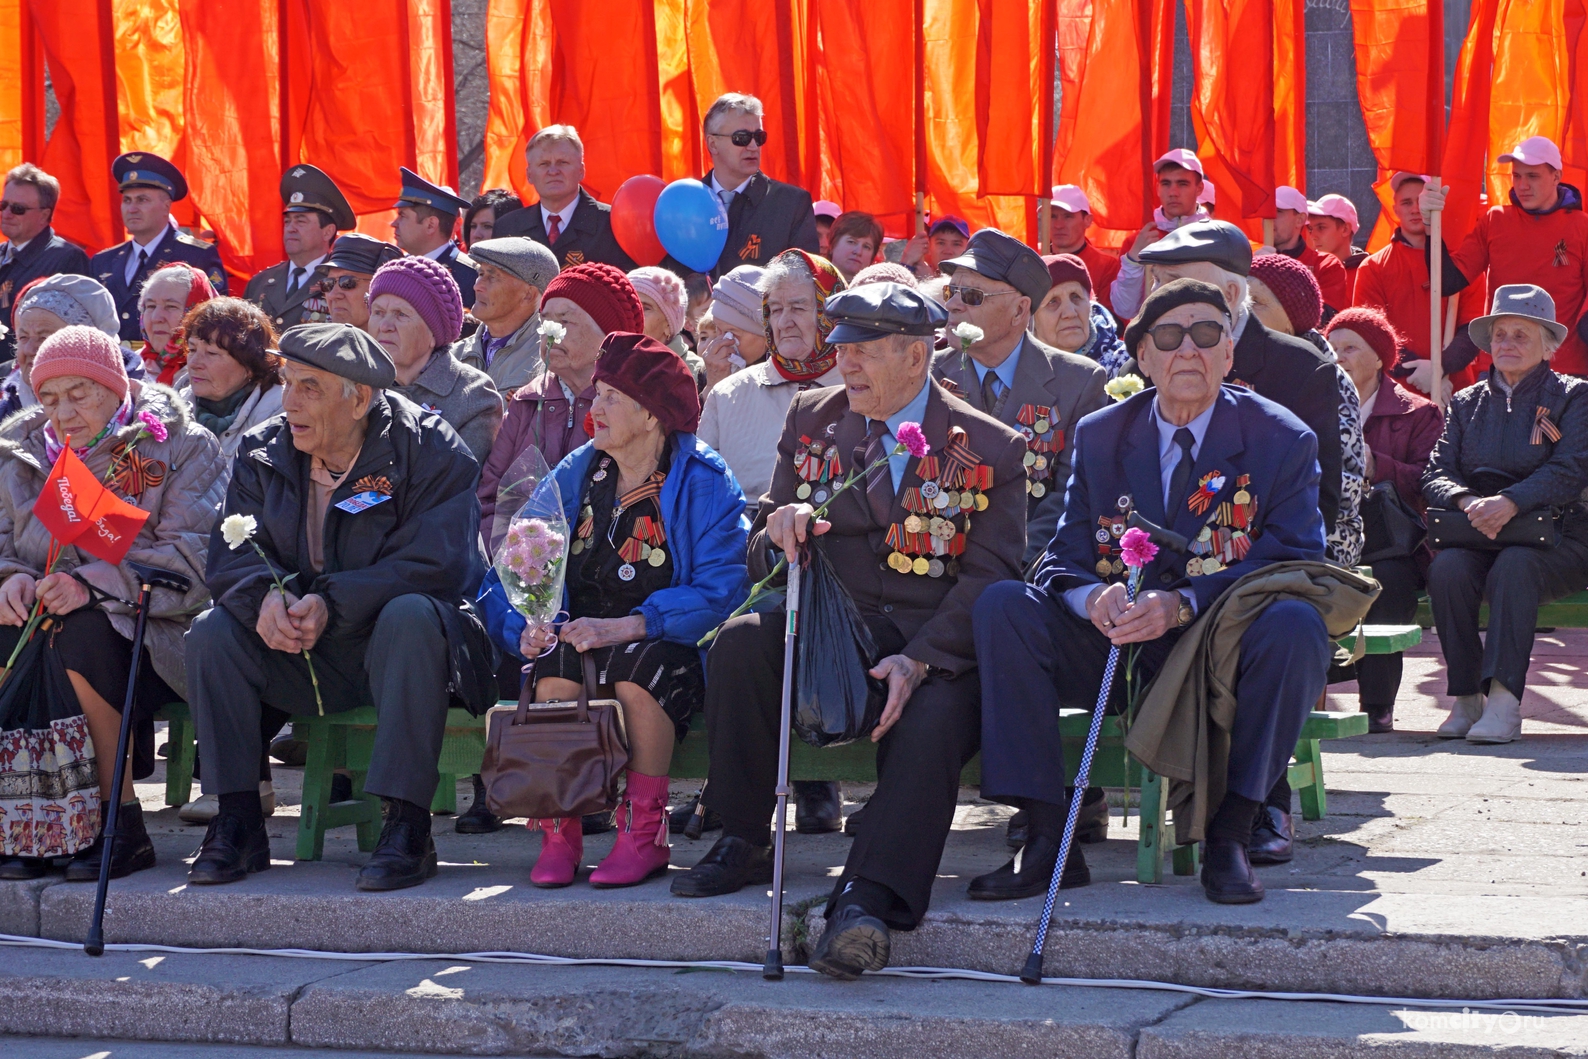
[653,179,729,272]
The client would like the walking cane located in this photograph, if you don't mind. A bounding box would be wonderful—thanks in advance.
[85,561,192,957]
[1021,517,1184,985]
[763,555,803,981]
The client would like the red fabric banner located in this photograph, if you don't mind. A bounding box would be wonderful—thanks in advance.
[977,0,1056,199]
[0,0,45,173]
[29,0,121,254]
[113,0,194,226]
[34,447,150,567]
[481,0,553,201]
[1186,0,1277,219]
[1440,0,1500,246]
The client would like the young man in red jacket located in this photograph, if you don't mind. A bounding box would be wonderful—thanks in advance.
[1420,136,1588,377]
[1048,184,1122,317]
[1273,186,1351,318]
[1353,172,1488,397]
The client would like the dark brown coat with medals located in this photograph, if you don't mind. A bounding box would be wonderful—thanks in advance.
[748,378,1028,677]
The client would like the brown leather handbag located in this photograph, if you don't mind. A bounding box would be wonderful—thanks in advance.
[481,653,629,820]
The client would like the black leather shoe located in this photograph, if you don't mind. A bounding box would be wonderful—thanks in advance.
[670,835,773,897]
[269,734,308,767]
[1365,705,1394,734]
[0,856,45,880]
[581,810,615,835]
[1201,837,1264,904]
[808,903,891,980]
[842,803,865,837]
[969,834,1090,900]
[1247,805,1293,865]
[1006,791,1109,849]
[356,802,438,892]
[188,814,271,885]
[65,802,156,882]
[455,775,502,834]
[793,781,842,834]
[668,795,723,836]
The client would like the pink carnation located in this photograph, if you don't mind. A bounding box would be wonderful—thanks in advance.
[138,411,169,443]
[1119,527,1158,569]
[894,421,930,459]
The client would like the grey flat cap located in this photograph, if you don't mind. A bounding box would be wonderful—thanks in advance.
[1470,283,1569,349]
[1137,220,1253,277]
[825,282,949,345]
[278,322,396,389]
[466,237,559,292]
[939,228,1051,306]
[320,233,404,277]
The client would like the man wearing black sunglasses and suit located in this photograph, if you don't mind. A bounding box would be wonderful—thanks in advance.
[0,164,91,361]
[313,233,404,332]
[697,93,819,278]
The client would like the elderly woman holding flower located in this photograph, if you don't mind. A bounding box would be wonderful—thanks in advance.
[481,332,748,889]
[0,326,224,882]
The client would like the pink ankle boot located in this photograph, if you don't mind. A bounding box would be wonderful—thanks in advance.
[530,817,582,887]
[589,771,671,888]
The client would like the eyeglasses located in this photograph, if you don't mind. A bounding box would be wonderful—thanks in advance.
[1148,321,1226,351]
[313,275,363,293]
[709,128,767,148]
[0,201,43,216]
[945,285,1018,307]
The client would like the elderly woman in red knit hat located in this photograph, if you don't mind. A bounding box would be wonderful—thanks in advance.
[139,262,217,385]
[487,333,749,889]
[1030,253,1129,376]
[1325,308,1442,733]
[0,325,224,882]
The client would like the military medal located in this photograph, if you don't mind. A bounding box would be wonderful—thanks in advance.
[793,433,842,502]
[1030,482,1046,497]
[797,483,812,500]
[1096,559,1113,575]
[618,563,636,581]
[927,558,945,577]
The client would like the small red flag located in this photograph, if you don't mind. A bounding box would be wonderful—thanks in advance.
[33,447,150,567]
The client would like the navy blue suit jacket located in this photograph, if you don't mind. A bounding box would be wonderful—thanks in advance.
[90,229,229,342]
[1031,385,1326,614]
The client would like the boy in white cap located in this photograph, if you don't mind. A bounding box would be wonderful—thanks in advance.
[1419,136,1588,376]
[1308,193,1368,277]
[1272,186,1350,316]
[1047,184,1121,316]
[1110,148,1211,318]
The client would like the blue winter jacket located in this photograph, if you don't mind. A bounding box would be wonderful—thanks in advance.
[479,433,751,662]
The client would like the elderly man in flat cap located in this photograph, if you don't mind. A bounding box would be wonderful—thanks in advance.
[244,165,357,331]
[452,236,559,392]
[672,282,1028,981]
[185,323,496,893]
[314,233,404,332]
[974,278,1343,907]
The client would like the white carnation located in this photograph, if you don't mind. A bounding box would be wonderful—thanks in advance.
[952,322,985,348]
[220,513,257,550]
[537,319,568,346]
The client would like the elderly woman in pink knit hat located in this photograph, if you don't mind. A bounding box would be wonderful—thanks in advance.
[628,266,706,379]
[366,255,503,462]
[0,325,224,883]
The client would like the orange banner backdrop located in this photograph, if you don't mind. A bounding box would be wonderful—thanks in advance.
[0,0,45,173]
[30,0,121,254]
[481,0,553,201]
[977,0,1057,200]
[113,0,193,226]
[1187,0,1277,221]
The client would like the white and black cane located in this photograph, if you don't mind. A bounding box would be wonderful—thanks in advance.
[763,557,802,980]
[85,561,192,957]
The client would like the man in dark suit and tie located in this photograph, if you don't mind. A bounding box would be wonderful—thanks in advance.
[972,278,1333,906]
[389,167,477,308]
[89,152,229,342]
[492,125,636,271]
[244,165,355,332]
[699,93,819,278]
[0,163,91,361]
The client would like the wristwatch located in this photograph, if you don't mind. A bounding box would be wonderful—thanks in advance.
[1176,595,1195,628]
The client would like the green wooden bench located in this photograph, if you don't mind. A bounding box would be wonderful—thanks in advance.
[1414,589,1588,629]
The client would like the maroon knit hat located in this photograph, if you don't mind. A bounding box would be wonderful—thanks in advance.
[542,262,645,336]
[593,332,702,435]
[1248,253,1322,334]
[1042,253,1092,295]
[367,255,464,347]
[1325,306,1402,372]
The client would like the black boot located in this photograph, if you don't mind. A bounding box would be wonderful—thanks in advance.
[1201,837,1264,903]
[581,810,615,835]
[968,833,1090,899]
[455,775,502,834]
[1006,788,1109,849]
[793,780,842,834]
[188,813,272,885]
[668,791,723,836]
[65,802,156,882]
[356,799,438,892]
[1364,703,1394,734]
[669,835,772,897]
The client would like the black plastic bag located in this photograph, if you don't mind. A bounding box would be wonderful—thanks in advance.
[792,544,887,747]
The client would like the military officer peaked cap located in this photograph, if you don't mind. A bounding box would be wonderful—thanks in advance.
[393,167,469,217]
[281,164,356,230]
[825,282,950,345]
[112,152,188,202]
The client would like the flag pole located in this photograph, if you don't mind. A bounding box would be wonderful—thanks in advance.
[1428,177,1444,412]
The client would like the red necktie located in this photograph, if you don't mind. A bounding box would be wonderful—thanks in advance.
[546,213,561,245]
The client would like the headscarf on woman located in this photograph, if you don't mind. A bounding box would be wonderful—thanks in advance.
[143,262,218,386]
[761,248,846,384]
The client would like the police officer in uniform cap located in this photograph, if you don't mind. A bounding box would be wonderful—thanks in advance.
[389,166,477,309]
[91,152,229,342]
[244,164,356,331]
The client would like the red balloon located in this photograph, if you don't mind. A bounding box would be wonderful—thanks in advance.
[611,175,667,267]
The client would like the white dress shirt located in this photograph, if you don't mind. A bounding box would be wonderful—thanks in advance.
[125,226,171,286]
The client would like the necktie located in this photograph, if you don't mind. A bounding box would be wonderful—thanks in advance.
[132,247,150,287]
[1165,427,1196,519]
[545,212,561,245]
[718,189,734,213]
[980,370,1007,418]
[288,265,306,295]
[855,419,894,526]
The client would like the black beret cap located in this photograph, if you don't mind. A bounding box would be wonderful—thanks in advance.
[1121,277,1231,355]
[319,233,404,277]
[278,322,397,389]
[938,228,1052,306]
[1136,220,1253,277]
[825,282,950,344]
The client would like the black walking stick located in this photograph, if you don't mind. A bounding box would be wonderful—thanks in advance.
[85,561,192,957]
[1021,516,1185,984]
[763,555,803,980]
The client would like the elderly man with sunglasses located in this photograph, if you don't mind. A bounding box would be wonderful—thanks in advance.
[692,94,819,277]
[313,234,404,332]
[972,277,1332,906]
